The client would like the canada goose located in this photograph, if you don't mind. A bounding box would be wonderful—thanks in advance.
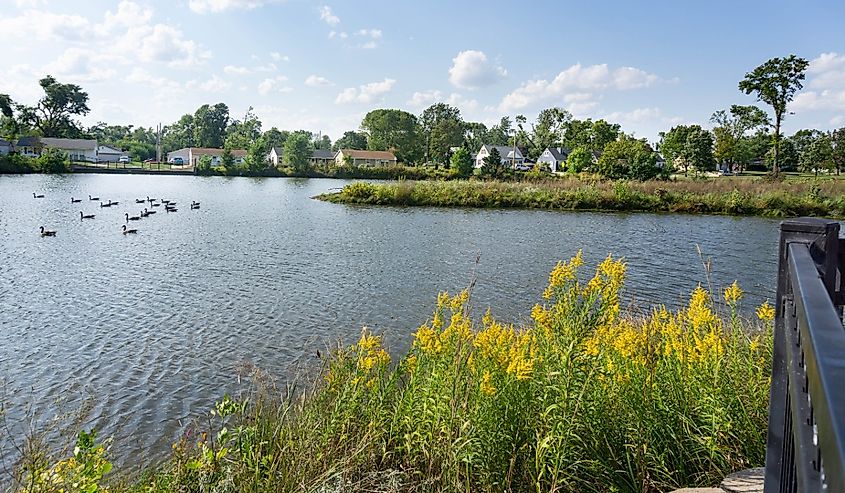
[190,202,200,209]
[80,211,95,220]
[140,210,149,218]
[147,196,157,202]
[39,226,56,236]
[100,201,112,208]
[33,193,44,198]
[135,198,146,204]
[150,203,161,207]
[89,194,99,201]
[144,207,156,215]
[125,213,141,222]
[71,197,81,203]
[122,225,137,234]
[165,207,178,213]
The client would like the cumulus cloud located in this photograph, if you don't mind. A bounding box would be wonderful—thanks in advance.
[134,24,210,66]
[320,5,340,26]
[224,65,250,75]
[406,90,478,113]
[105,0,153,27]
[258,76,292,95]
[328,31,348,39]
[42,48,118,82]
[186,75,231,93]
[335,78,396,104]
[356,29,382,39]
[792,52,845,113]
[499,63,663,112]
[270,52,289,62]
[305,75,332,87]
[188,0,279,14]
[602,107,685,129]
[448,50,507,89]
[1,9,93,41]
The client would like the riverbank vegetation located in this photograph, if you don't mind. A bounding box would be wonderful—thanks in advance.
[5,255,773,492]
[317,177,845,218]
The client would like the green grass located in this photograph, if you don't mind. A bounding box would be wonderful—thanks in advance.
[316,177,845,218]
[4,257,773,492]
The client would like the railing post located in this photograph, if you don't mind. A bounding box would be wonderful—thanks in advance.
[765,217,840,493]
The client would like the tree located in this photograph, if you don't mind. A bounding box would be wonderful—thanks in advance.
[360,109,423,164]
[16,76,90,137]
[263,127,288,151]
[225,107,262,149]
[528,108,572,159]
[333,130,368,151]
[36,147,69,173]
[314,134,332,150]
[562,118,620,154]
[197,154,213,173]
[487,117,512,145]
[247,136,269,172]
[421,103,464,165]
[659,125,715,175]
[710,105,769,172]
[799,132,834,176]
[283,132,313,173]
[221,147,236,170]
[193,103,230,148]
[739,55,809,175]
[463,122,489,153]
[480,147,507,179]
[450,147,474,178]
[596,137,659,180]
[566,146,592,173]
[832,128,845,175]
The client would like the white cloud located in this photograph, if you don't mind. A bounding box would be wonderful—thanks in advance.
[406,90,478,113]
[320,5,340,26]
[15,0,46,7]
[270,52,289,62]
[254,62,277,72]
[188,0,279,14]
[602,107,685,129]
[186,75,231,92]
[42,48,118,82]
[1,9,93,41]
[792,52,845,112]
[134,24,210,66]
[830,115,844,126]
[335,78,396,104]
[448,50,507,89]
[407,90,443,107]
[305,75,332,87]
[224,65,250,75]
[105,1,153,27]
[499,63,663,112]
[258,76,292,95]
[355,29,382,39]
[328,30,348,39]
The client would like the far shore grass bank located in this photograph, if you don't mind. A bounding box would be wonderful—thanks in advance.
[316,177,845,218]
[4,257,772,492]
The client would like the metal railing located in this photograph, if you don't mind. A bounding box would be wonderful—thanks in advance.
[765,218,845,492]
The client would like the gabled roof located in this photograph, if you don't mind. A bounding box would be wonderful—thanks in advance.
[0,139,10,146]
[16,136,41,147]
[312,149,336,159]
[269,146,282,155]
[41,138,97,150]
[480,144,523,160]
[339,149,397,160]
[544,147,570,161]
[98,145,124,154]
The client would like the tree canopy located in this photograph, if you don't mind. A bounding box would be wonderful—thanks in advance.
[361,109,423,164]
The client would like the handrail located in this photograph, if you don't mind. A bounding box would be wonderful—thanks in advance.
[765,218,845,493]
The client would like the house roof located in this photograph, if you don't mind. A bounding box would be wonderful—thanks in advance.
[544,147,570,160]
[16,136,41,147]
[481,144,523,160]
[339,149,397,160]
[312,149,336,159]
[270,146,282,155]
[0,139,10,146]
[98,145,124,154]
[41,138,97,150]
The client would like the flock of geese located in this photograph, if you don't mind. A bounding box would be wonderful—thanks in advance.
[34,192,201,236]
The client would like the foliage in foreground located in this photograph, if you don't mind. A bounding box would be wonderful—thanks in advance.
[318,178,845,218]
[6,255,773,492]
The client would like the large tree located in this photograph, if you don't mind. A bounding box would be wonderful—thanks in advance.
[360,109,423,164]
[16,76,90,137]
[486,117,513,145]
[527,108,572,159]
[480,146,507,179]
[420,103,464,165]
[710,105,769,172]
[162,114,195,152]
[562,118,620,154]
[832,127,845,175]
[450,147,474,178]
[659,125,715,175]
[798,132,834,176]
[333,130,368,151]
[738,55,809,175]
[463,122,489,152]
[193,103,230,148]
[596,137,659,180]
[225,107,262,150]
[283,132,313,172]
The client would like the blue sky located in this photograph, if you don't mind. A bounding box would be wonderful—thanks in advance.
[2,0,844,144]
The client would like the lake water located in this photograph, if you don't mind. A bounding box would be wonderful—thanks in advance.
[0,173,784,466]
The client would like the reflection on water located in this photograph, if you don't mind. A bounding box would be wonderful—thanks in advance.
[0,173,783,465]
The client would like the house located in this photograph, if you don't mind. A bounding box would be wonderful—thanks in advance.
[0,139,11,155]
[97,145,127,163]
[268,147,283,166]
[16,137,99,161]
[335,149,397,167]
[310,149,336,166]
[166,147,246,166]
[537,147,570,173]
[474,144,524,169]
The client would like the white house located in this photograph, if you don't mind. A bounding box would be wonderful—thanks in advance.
[0,139,11,155]
[335,149,397,167]
[310,149,336,166]
[268,146,282,166]
[97,145,127,163]
[474,144,524,169]
[16,137,99,161]
[537,147,570,173]
[166,147,246,166]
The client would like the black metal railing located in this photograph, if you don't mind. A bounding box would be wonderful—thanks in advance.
[765,218,845,492]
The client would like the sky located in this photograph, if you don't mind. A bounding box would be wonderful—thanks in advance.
[1,0,844,144]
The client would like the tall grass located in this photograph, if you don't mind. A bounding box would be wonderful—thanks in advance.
[317,178,845,218]
[4,255,773,492]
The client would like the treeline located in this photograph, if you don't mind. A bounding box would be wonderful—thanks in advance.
[2,55,843,179]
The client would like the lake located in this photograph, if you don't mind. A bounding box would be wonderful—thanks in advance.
[0,173,784,466]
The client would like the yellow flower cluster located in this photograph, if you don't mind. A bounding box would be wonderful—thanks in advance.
[723,280,743,306]
[687,285,718,330]
[413,290,473,356]
[756,300,775,322]
[480,370,496,396]
[543,250,584,299]
[474,316,535,381]
[356,330,390,371]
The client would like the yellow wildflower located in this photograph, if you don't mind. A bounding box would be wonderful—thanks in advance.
[414,324,442,354]
[723,280,743,305]
[543,250,584,298]
[756,300,775,322]
[480,371,496,396]
[687,285,717,330]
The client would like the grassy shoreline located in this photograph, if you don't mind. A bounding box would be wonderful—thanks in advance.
[6,257,773,492]
[316,177,845,218]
